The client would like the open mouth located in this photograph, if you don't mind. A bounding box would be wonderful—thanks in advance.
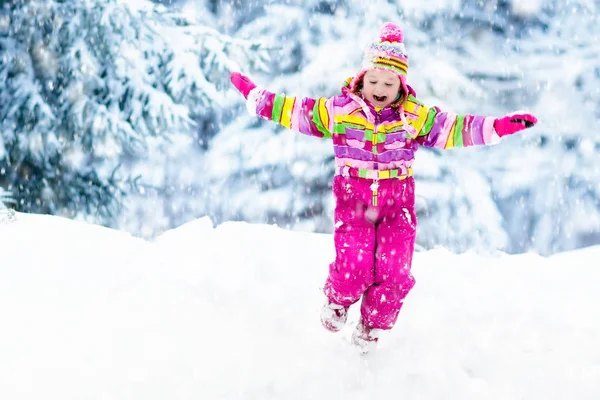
[373,95,387,103]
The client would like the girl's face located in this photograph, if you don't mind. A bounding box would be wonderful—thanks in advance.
[361,69,401,108]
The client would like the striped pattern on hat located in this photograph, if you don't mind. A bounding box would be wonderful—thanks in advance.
[362,34,408,77]
[351,22,409,94]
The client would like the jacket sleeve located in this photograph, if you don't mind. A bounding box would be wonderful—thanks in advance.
[406,96,501,149]
[245,87,334,139]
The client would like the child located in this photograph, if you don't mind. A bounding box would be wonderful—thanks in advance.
[229,22,537,352]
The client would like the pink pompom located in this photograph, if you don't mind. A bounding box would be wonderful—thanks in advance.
[379,22,404,43]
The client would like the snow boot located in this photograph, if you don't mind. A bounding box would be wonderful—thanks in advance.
[320,300,349,332]
[351,318,383,354]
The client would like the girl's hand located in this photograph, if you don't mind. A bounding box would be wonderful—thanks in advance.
[494,112,538,137]
[230,72,257,99]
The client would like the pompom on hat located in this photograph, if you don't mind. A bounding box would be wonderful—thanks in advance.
[350,22,410,100]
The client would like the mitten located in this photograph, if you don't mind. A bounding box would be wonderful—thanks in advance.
[230,72,257,99]
[494,112,538,137]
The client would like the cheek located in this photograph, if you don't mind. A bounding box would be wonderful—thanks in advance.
[387,86,399,97]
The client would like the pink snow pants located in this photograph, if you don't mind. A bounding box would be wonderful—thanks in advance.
[324,175,417,330]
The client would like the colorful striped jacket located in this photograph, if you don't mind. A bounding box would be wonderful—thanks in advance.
[247,82,500,182]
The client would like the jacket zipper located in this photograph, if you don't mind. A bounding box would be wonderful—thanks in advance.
[372,110,381,206]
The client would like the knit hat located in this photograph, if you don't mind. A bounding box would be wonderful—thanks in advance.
[350,22,409,99]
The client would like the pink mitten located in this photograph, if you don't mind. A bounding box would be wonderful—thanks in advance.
[494,113,538,137]
[230,72,257,99]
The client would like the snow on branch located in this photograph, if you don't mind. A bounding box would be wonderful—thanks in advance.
[0,0,273,224]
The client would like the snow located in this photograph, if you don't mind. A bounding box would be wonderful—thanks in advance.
[1,213,599,399]
[510,0,543,18]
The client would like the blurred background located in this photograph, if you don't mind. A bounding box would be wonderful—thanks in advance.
[1,0,599,255]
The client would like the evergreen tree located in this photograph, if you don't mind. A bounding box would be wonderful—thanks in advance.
[201,0,360,232]
[0,187,11,209]
[0,0,268,226]
[202,0,512,251]
[204,0,599,254]
[0,186,16,224]
[485,0,600,254]
[113,2,272,236]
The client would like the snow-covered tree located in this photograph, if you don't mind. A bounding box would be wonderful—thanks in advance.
[201,1,511,251]
[485,0,600,255]
[5,0,595,254]
[0,186,16,224]
[202,0,599,255]
[0,0,269,227]
[114,2,272,236]
[0,186,12,209]
[395,0,600,254]
[200,1,362,232]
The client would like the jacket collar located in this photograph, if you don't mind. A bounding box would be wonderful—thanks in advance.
[341,84,398,123]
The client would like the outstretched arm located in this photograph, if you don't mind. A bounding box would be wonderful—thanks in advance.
[230,72,333,139]
[409,97,537,149]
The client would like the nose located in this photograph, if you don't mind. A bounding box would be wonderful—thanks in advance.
[373,85,387,95]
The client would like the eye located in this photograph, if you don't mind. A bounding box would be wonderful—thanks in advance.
[368,81,377,84]
[385,83,393,87]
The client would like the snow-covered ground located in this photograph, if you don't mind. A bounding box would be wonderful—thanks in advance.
[1,212,599,399]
